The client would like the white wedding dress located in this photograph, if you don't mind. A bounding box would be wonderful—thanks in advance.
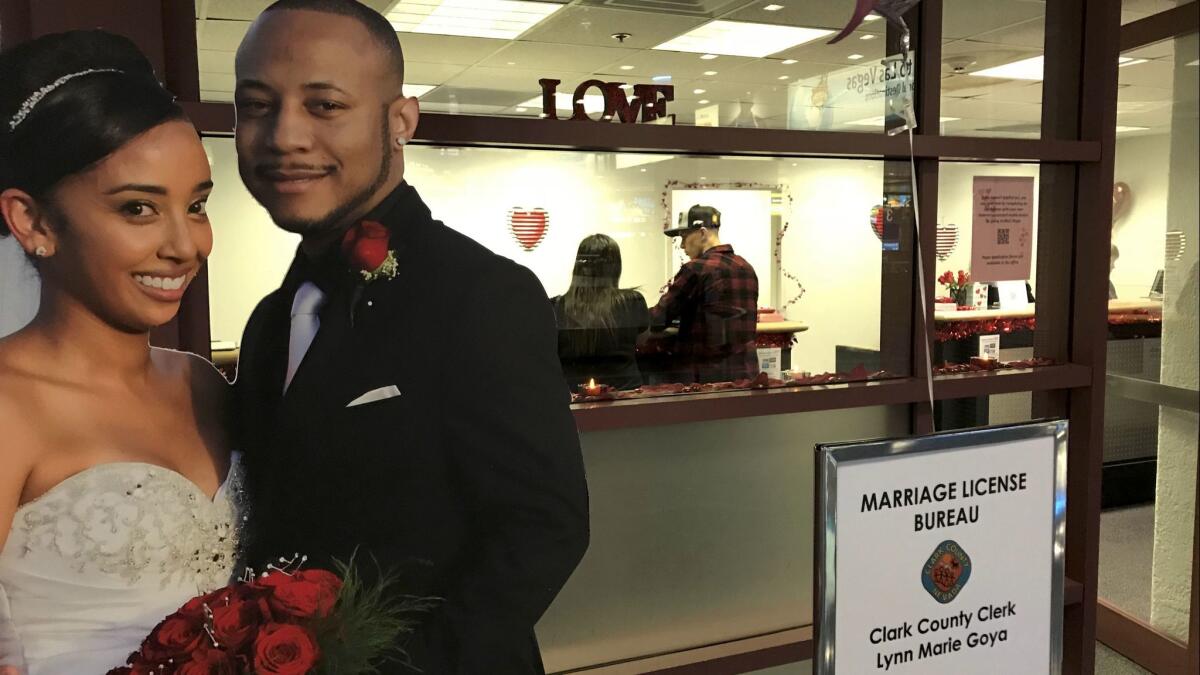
[0,455,244,674]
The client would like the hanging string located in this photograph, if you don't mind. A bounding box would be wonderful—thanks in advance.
[907,123,937,432]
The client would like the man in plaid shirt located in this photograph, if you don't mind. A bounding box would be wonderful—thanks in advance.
[651,205,761,383]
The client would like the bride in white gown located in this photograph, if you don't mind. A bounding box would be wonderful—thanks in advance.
[0,31,241,674]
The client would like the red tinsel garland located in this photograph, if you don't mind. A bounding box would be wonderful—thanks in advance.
[936,317,1037,342]
[935,309,1161,342]
[571,367,895,403]
[773,217,806,311]
[755,332,798,349]
[933,357,1056,375]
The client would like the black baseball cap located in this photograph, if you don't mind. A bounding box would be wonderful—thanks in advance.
[664,204,721,236]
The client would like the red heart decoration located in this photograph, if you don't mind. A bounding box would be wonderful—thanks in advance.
[870,204,884,240]
[1165,230,1187,261]
[508,208,549,251]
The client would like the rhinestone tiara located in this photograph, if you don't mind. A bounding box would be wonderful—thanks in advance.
[7,68,123,132]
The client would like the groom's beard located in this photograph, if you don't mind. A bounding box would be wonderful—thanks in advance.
[268,112,393,238]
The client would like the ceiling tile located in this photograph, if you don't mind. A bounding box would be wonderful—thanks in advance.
[722,1,889,32]
[940,40,1042,78]
[1120,0,1191,25]
[1119,58,1177,89]
[522,6,706,49]
[1122,41,1175,60]
[719,58,839,85]
[420,84,532,107]
[968,17,1045,50]
[774,31,887,62]
[940,97,1041,122]
[200,71,236,93]
[199,0,274,22]
[201,90,234,103]
[197,19,252,52]
[199,0,393,21]
[443,65,592,92]
[476,41,633,72]
[1119,84,1175,102]
[405,61,472,84]
[398,33,509,65]
[199,49,236,75]
[941,77,1043,102]
[942,0,1044,41]
[610,49,756,81]
[419,103,510,115]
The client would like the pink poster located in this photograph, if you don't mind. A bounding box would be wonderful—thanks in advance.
[971,176,1034,282]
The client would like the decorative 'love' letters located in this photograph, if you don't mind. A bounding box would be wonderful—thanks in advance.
[537,78,674,124]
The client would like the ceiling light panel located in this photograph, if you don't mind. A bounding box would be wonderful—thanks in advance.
[387,0,565,40]
[845,116,960,126]
[653,20,833,59]
[969,55,1044,80]
[970,55,1142,82]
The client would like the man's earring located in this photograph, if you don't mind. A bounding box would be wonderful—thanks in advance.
[395,137,408,147]
[34,246,47,257]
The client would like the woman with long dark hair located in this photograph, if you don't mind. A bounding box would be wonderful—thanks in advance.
[0,31,241,674]
[551,234,649,390]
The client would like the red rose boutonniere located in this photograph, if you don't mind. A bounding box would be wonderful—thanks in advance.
[341,220,398,283]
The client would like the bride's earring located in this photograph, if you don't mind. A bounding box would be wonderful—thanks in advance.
[395,136,408,147]
[34,245,47,257]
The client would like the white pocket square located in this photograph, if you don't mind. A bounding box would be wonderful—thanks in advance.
[346,385,402,408]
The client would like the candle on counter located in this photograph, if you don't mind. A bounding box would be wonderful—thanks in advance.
[582,378,603,397]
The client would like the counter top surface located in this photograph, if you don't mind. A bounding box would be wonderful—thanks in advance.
[935,299,1161,322]
[756,321,809,334]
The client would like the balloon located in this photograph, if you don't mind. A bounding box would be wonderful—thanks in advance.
[1112,182,1131,222]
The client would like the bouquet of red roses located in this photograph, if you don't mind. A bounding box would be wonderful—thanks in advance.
[108,557,437,675]
[937,269,972,306]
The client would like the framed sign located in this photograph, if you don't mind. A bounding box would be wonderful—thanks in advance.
[970,176,1035,282]
[815,421,1067,675]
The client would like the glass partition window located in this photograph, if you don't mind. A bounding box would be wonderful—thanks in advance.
[939,0,1045,138]
[195,0,917,131]
[1122,0,1194,24]
[932,162,1045,378]
[1099,30,1198,643]
[204,139,908,396]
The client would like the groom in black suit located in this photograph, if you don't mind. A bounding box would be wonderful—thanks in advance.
[231,2,589,672]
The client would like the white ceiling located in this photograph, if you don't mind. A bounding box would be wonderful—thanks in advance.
[194,0,1194,136]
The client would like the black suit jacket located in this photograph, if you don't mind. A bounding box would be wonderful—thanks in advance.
[236,184,589,674]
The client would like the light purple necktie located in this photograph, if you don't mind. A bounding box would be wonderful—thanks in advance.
[285,281,325,391]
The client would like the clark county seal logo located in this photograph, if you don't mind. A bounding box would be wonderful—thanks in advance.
[921,540,972,604]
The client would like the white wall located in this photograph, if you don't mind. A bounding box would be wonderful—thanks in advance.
[537,405,909,672]
[0,237,39,338]
[778,159,884,374]
[1113,134,1171,299]
[203,139,888,377]
[203,138,300,346]
[1150,32,1199,640]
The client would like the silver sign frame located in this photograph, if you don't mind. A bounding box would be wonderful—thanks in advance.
[814,420,1068,675]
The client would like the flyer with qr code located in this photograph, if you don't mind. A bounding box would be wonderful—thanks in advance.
[971,176,1034,282]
